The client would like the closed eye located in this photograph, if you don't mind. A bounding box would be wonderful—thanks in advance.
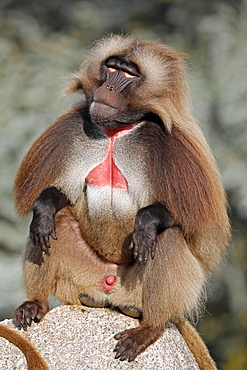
[123,71,136,79]
[107,67,137,79]
[108,67,117,73]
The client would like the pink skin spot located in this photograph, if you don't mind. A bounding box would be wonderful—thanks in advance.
[102,275,116,292]
[106,275,116,285]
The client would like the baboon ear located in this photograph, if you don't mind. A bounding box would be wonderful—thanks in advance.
[63,74,84,96]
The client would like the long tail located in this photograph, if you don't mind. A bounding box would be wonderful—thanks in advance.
[0,324,48,370]
[176,320,217,370]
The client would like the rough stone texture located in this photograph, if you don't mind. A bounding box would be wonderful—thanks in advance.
[0,305,199,369]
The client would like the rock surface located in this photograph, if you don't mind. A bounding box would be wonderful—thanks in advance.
[0,305,199,369]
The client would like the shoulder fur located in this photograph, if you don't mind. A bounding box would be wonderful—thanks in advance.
[13,109,84,215]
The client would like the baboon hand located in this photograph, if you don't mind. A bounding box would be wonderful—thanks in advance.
[30,213,57,253]
[114,324,164,361]
[13,300,49,331]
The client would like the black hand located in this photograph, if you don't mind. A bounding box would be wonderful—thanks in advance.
[30,211,57,253]
[30,187,69,253]
[130,202,175,264]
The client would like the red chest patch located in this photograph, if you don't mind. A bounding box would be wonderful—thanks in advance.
[86,123,141,190]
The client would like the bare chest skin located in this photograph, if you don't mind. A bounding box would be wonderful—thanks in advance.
[85,124,141,190]
[69,121,154,263]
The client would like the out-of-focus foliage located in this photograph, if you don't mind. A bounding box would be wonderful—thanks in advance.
[0,0,246,368]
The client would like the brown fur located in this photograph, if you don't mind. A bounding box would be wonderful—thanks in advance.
[177,320,217,369]
[13,35,230,368]
[0,324,48,369]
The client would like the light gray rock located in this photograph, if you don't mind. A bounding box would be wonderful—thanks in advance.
[0,305,199,369]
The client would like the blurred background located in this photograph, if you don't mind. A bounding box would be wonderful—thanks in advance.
[0,0,246,368]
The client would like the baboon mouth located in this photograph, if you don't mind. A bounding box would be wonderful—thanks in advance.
[93,100,118,110]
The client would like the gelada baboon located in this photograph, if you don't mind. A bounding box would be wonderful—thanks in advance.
[4,35,231,369]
